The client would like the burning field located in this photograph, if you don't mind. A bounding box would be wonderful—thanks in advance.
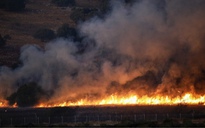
[1,0,205,108]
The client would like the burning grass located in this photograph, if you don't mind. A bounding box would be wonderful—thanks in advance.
[1,91,205,108]
[36,92,205,108]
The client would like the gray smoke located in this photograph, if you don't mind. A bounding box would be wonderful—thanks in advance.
[1,0,205,106]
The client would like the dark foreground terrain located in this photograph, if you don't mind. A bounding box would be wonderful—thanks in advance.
[0,105,205,127]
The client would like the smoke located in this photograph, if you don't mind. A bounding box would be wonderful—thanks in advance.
[1,0,205,106]
[80,0,205,95]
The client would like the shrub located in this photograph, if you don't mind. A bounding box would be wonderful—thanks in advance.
[7,82,46,107]
[3,34,11,40]
[99,0,110,14]
[70,8,98,23]
[57,24,77,38]
[51,0,75,7]
[0,34,6,47]
[33,28,56,42]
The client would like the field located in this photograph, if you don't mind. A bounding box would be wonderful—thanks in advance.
[0,105,205,127]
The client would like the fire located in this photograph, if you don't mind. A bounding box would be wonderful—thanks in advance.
[0,99,17,108]
[36,92,205,107]
[0,100,8,107]
[1,93,204,108]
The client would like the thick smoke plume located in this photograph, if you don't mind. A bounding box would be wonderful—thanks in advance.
[1,0,205,106]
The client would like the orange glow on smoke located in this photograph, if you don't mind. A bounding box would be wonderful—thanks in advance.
[36,92,205,107]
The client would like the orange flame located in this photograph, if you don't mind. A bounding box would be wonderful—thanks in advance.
[36,92,205,107]
[0,99,18,108]
[1,92,205,108]
[0,99,8,108]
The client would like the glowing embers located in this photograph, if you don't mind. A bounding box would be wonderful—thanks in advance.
[36,93,205,107]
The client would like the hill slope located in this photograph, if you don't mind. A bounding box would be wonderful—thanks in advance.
[0,0,76,67]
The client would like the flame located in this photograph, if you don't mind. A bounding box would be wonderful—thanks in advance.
[0,99,8,107]
[1,93,205,108]
[36,92,205,107]
[0,99,17,108]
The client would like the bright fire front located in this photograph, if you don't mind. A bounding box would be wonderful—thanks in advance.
[36,93,205,107]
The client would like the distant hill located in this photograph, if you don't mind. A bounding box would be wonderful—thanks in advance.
[0,0,106,67]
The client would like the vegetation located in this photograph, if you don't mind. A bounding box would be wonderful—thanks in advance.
[0,0,26,11]
[0,34,6,47]
[56,24,77,38]
[70,8,98,23]
[7,82,46,107]
[98,0,110,15]
[33,28,56,42]
[125,0,139,4]
[51,0,75,7]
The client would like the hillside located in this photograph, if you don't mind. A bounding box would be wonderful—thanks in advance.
[0,0,104,67]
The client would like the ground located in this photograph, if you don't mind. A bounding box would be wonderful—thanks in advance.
[0,0,74,67]
[0,105,205,127]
